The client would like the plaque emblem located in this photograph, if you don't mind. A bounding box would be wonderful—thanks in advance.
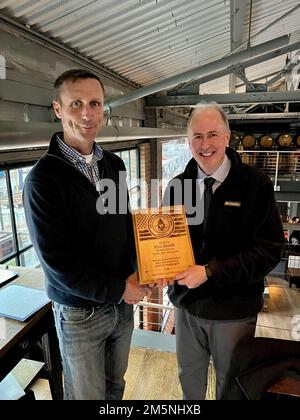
[148,213,174,238]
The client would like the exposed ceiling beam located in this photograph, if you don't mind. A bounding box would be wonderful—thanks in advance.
[228,3,300,56]
[254,50,300,91]
[105,35,290,110]
[235,71,280,89]
[227,112,300,120]
[229,0,248,93]
[169,70,233,96]
[170,40,300,96]
[243,103,259,113]
[145,91,300,107]
[174,7,300,96]
[231,0,248,55]
[231,65,256,91]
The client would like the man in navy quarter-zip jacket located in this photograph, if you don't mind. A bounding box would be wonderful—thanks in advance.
[163,103,285,400]
[23,69,149,400]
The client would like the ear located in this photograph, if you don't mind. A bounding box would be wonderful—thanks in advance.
[226,130,231,146]
[53,100,62,119]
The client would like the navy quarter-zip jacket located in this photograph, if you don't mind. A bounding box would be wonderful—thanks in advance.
[23,132,135,306]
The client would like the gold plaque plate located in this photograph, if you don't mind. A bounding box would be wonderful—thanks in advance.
[132,205,195,285]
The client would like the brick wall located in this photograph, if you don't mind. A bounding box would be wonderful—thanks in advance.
[139,143,151,209]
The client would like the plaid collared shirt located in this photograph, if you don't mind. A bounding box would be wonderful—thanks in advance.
[56,134,104,193]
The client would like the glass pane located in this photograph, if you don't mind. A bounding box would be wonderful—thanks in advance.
[130,149,138,188]
[121,151,130,180]
[0,170,15,260]
[19,247,40,268]
[162,139,191,193]
[5,257,17,267]
[114,149,140,210]
[129,186,140,210]
[10,167,33,250]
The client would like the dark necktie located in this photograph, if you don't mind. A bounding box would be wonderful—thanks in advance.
[203,177,215,232]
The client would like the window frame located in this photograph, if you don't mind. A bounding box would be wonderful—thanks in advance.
[114,147,141,210]
[0,148,141,266]
[0,165,38,268]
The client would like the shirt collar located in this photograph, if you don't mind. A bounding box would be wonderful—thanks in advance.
[56,134,103,164]
[197,155,231,184]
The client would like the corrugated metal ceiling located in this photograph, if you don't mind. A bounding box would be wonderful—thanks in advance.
[1,0,300,94]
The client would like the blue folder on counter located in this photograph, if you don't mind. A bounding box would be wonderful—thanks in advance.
[0,284,50,322]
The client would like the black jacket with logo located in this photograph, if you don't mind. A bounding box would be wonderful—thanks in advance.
[165,147,285,320]
[23,132,135,306]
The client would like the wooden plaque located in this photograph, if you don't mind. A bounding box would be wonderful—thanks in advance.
[132,205,195,285]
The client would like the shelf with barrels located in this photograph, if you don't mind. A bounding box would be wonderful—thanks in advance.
[230,132,300,150]
[230,132,300,177]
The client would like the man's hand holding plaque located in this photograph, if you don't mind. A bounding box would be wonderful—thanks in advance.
[132,205,195,286]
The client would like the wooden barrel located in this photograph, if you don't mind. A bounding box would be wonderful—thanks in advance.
[294,134,300,148]
[241,134,256,149]
[259,134,274,149]
[277,133,293,148]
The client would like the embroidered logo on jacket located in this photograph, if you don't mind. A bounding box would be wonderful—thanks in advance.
[224,201,241,207]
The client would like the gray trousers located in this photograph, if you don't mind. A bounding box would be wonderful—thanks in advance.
[175,307,257,400]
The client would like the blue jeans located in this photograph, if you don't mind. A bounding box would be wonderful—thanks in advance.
[52,301,133,400]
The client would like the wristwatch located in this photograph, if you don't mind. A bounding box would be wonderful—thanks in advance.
[205,264,212,279]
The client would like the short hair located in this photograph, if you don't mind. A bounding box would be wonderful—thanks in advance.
[54,69,105,101]
[188,102,229,133]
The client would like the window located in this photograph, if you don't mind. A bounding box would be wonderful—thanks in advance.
[10,168,32,250]
[0,150,140,267]
[162,139,191,194]
[115,148,140,210]
[0,166,39,268]
[19,247,39,268]
[0,169,15,260]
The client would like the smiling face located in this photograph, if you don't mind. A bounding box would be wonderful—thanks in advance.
[53,77,104,154]
[188,107,230,175]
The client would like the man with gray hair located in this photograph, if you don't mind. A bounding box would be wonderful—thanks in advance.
[164,103,284,399]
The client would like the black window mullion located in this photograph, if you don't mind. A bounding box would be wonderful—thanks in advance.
[128,149,132,189]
